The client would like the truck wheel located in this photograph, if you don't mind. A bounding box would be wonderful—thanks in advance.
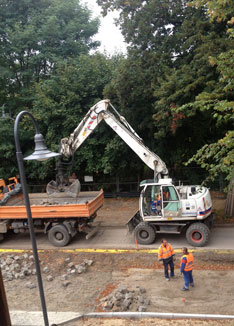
[48,224,71,247]
[134,222,156,245]
[186,223,210,247]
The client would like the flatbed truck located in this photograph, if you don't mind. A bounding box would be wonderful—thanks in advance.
[0,189,104,247]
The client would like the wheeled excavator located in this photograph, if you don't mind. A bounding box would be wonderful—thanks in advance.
[47,99,213,247]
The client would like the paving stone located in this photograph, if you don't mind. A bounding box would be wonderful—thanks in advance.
[62,280,71,287]
[29,255,34,261]
[138,305,147,312]
[68,262,74,268]
[103,301,114,310]
[144,298,151,305]
[13,256,20,261]
[84,259,93,266]
[19,273,26,280]
[61,274,68,281]
[25,282,36,289]
[123,298,132,310]
[43,266,49,274]
[65,258,71,263]
[119,287,128,294]
[125,292,134,300]
[6,258,14,265]
[47,275,53,282]
[139,287,146,294]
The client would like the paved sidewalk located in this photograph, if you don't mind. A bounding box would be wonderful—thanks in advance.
[10,311,81,326]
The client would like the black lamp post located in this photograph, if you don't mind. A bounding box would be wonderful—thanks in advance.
[14,111,61,326]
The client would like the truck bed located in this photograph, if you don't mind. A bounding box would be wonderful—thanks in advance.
[0,190,104,219]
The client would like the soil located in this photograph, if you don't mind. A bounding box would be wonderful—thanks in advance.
[2,251,234,315]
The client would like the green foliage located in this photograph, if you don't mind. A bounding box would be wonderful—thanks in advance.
[0,0,100,113]
[0,0,101,181]
[30,54,120,180]
[180,0,234,185]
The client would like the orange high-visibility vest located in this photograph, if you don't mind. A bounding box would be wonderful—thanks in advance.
[181,253,194,271]
[158,243,174,260]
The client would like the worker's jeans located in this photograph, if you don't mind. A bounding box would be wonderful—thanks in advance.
[163,258,174,279]
[183,270,194,288]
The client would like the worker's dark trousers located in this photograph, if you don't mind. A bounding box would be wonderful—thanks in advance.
[163,259,174,279]
[183,270,194,288]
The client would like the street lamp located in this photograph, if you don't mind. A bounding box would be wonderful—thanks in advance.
[14,111,61,326]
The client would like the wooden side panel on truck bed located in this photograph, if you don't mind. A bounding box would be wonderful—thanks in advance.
[0,190,104,219]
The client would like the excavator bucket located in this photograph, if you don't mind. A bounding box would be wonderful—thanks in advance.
[46,179,81,198]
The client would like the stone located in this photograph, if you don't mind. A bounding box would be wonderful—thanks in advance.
[119,287,128,294]
[29,255,34,261]
[6,258,13,265]
[32,269,37,275]
[14,256,20,261]
[47,275,53,282]
[61,274,68,281]
[125,292,133,300]
[84,259,93,266]
[123,298,131,310]
[65,258,71,263]
[62,281,71,287]
[76,265,86,274]
[138,305,147,312]
[103,301,113,310]
[43,266,49,274]
[138,296,145,304]
[23,254,29,260]
[70,269,76,275]
[19,273,26,280]
[115,292,124,301]
[144,298,151,306]
[15,273,20,279]
[68,262,74,268]
[25,282,36,289]
[139,287,146,294]
[7,273,13,281]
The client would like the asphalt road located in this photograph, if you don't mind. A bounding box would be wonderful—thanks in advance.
[0,225,234,250]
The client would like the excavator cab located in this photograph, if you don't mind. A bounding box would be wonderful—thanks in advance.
[0,177,19,200]
[140,179,181,219]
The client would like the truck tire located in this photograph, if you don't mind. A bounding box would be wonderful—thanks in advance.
[134,222,156,245]
[48,224,71,247]
[186,223,210,247]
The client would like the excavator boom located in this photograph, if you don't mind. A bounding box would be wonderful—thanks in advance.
[47,100,168,196]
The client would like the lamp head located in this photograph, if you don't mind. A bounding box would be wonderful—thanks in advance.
[24,133,61,161]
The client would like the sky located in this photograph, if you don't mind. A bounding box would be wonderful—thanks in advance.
[81,0,127,55]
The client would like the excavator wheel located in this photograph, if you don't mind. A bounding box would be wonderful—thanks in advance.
[134,222,156,245]
[186,222,210,247]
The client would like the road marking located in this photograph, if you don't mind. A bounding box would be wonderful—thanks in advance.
[0,248,234,254]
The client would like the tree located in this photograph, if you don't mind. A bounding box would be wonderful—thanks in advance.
[29,54,122,182]
[0,0,100,111]
[175,0,234,185]
[99,0,233,185]
[0,0,101,180]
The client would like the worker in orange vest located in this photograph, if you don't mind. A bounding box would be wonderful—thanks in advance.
[158,238,175,281]
[180,247,194,291]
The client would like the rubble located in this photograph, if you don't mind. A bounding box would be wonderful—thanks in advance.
[100,286,151,312]
[0,253,94,289]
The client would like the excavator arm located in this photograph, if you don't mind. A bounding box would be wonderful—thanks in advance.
[47,99,168,196]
